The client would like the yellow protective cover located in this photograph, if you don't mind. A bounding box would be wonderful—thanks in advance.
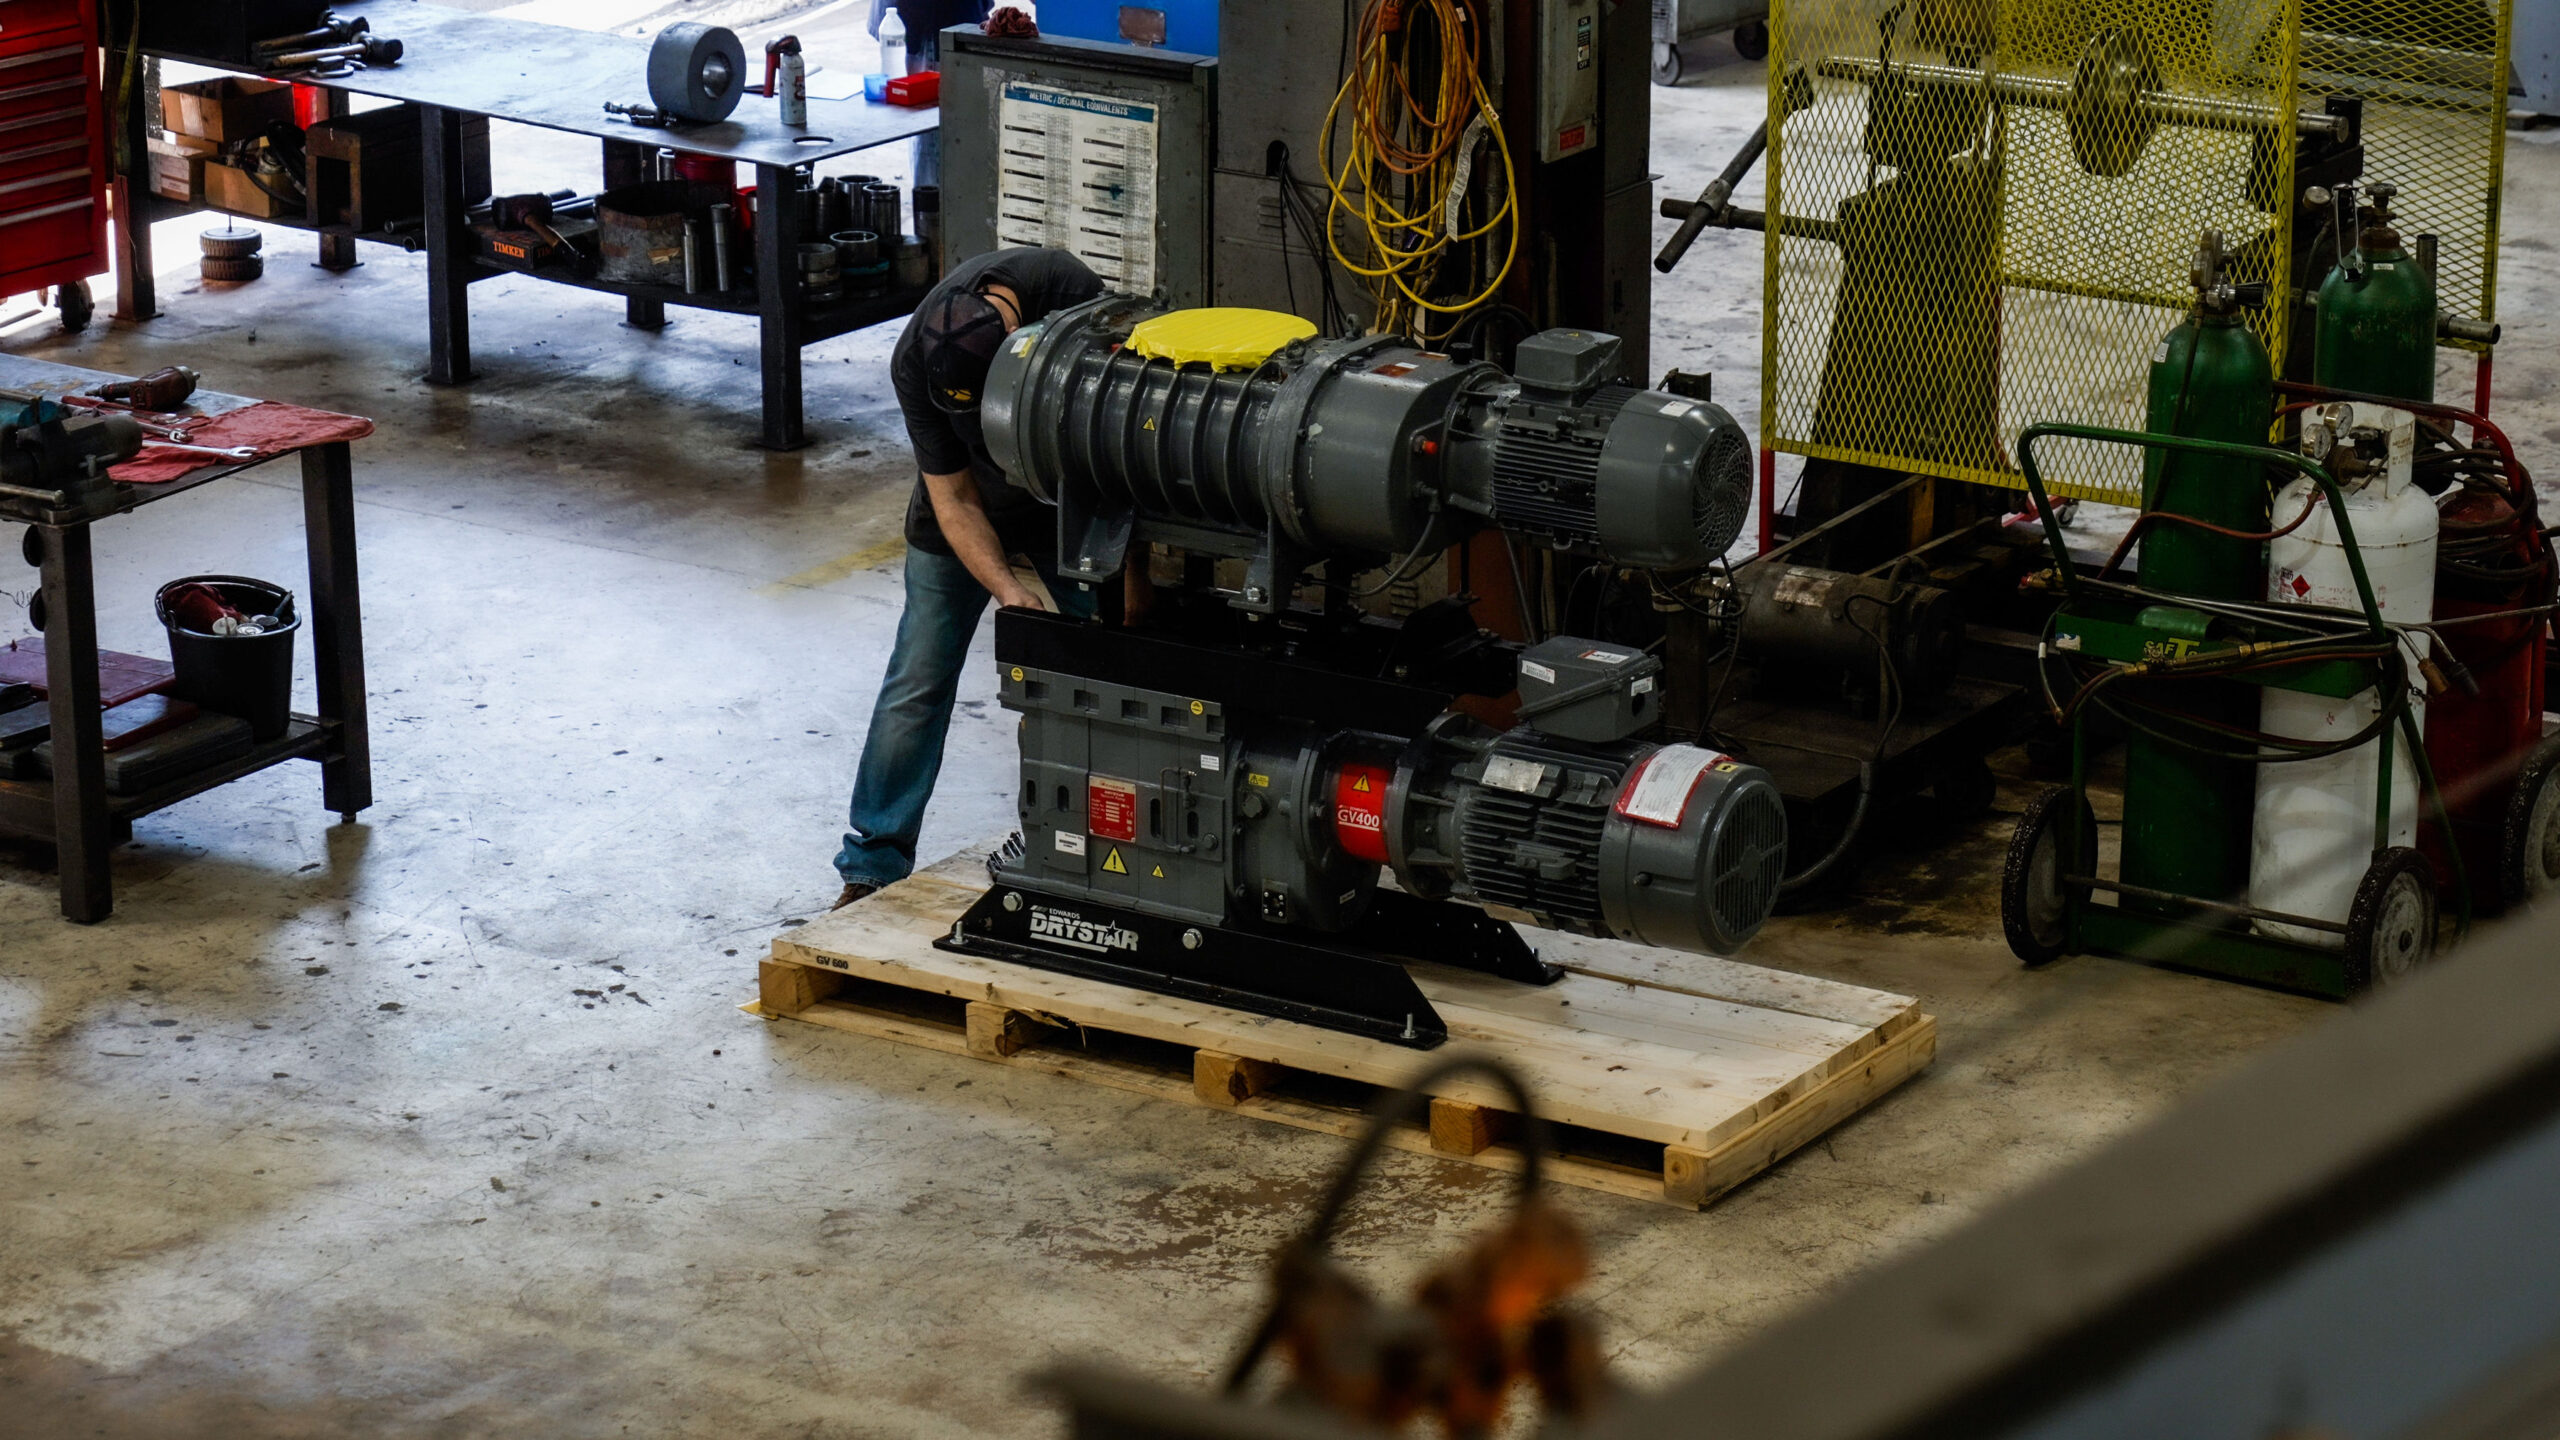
[1126,309,1318,370]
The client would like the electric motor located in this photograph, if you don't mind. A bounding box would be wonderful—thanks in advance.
[982,299,1754,596]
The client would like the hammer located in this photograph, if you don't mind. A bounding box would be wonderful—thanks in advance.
[253,11,368,56]
[267,34,404,70]
[491,193,594,275]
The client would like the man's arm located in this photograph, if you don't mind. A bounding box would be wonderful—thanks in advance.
[923,469,1045,611]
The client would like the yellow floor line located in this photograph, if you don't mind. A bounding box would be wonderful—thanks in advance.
[763,536,907,594]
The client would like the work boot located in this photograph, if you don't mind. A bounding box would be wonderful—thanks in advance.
[832,882,879,911]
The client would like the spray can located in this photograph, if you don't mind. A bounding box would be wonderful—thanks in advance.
[766,36,807,127]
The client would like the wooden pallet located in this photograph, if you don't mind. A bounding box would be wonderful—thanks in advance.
[754,849,1935,1208]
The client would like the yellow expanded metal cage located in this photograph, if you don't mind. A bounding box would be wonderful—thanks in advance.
[1760,0,2509,507]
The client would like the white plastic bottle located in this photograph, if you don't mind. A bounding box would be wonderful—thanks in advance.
[2249,403,2438,943]
[878,7,909,79]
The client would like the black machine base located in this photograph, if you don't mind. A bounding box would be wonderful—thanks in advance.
[934,883,1562,1049]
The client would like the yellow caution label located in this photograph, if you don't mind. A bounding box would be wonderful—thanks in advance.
[1102,848,1128,875]
[1150,864,1165,879]
[1189,700,1205,715]
[1248,773,1270,788]
[1352,773,1373,793]
[1009,666,1024,683]
[1142,417,1156,430]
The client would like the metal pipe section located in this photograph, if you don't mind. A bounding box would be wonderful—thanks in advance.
[1813,53,2347,139]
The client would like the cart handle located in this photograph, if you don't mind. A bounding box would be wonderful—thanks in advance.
[2016,422,2391,640]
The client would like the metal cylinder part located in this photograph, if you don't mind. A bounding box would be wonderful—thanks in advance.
[892,239,931,288]
[681,219,704,294]
[913,183,943,279]
[646,22,748,124]
[831,229,880,267]
[708,202,735,292]
[861,181,901,243]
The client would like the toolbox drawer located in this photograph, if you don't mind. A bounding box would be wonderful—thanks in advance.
[0,0,100,291]
[0,0,84,57]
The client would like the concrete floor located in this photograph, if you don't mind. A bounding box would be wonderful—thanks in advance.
[4,42,2556,1439]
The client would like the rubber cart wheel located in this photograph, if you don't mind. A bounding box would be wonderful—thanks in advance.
[53,280,92,332]
[2002,785,2095,965]
[200,254,265,283]
[1734,19,1770,61]
[2500,735,2560,912]
[199,225,263,259]
[2343,846,2435,995]
[1651,41,1684,86]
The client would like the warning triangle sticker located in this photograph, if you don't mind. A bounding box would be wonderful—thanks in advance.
[1102,848,1128,875]
[1352,774,1373,792]
[1151,865,1165,878]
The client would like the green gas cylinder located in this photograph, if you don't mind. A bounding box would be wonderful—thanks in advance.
[2313,182,2436,402]
[2121,234,2273,912]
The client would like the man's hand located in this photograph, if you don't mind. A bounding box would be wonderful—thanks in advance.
[922,468,1034,606]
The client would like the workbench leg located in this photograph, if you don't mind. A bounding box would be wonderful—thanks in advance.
[315,88,358,272]
[626,296,667,331]
[754,161,807,451]
[301,442,371,821]
[37,525,112,923]
[420,104,474,384]
[110,46,158,323]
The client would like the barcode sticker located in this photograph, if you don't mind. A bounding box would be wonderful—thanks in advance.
[1616,746,1721,828]
[1054,830,1087,856]
[1522,660,1557,684]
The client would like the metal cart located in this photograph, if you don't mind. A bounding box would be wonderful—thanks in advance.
[1999,422,2464,998]
[1650,0,1769,84]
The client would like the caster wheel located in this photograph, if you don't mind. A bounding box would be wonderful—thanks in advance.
[2002,785,2095,965]
[1734,19,1770,61]
[1651,41,1684,86]
[2500,736,2560,912]
[53,279,92,332]
[2344,846,2435,995]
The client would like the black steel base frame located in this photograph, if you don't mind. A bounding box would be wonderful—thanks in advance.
[934,884,1561,1049]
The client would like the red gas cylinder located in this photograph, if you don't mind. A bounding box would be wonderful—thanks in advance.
[2422,486,2553,896]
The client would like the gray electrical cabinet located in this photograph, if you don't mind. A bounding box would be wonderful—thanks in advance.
[939,29,1216,305]
[2520,2,2560,116]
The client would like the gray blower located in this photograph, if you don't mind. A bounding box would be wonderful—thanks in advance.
[946,300,1782,1049]
[983,296,1753,607]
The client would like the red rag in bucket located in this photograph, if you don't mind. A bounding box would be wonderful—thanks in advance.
[163,583,246,633]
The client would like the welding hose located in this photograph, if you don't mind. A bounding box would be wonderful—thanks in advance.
[1221,1055,1550,1396]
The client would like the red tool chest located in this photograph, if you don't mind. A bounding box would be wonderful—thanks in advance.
[0,0,107,326]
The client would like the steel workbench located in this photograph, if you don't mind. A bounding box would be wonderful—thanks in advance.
[0,353,372,922]
[110,0,941,449]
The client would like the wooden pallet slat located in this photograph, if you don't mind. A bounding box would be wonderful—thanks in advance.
[753,847,1936,1208]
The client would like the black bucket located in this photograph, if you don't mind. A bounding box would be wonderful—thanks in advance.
[157,575,300,741]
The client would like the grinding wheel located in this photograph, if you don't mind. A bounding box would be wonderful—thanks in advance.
[648,22,747,124]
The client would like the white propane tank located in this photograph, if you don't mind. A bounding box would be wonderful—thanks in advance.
[2250,403,2436,943]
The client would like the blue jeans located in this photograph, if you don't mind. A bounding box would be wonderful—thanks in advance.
[835,544,1092,887]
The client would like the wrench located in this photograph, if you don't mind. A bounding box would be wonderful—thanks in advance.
[143,439,258,460]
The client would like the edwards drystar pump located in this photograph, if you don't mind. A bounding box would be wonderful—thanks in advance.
[939,300,1788,1046]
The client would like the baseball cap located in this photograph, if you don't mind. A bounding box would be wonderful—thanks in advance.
[920,286,1010,412]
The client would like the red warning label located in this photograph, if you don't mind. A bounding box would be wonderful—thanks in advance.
[1332,764,1391,865]
[1087,776,1139,843]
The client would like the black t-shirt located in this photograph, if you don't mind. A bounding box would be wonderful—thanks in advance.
[892,247,1104,557]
